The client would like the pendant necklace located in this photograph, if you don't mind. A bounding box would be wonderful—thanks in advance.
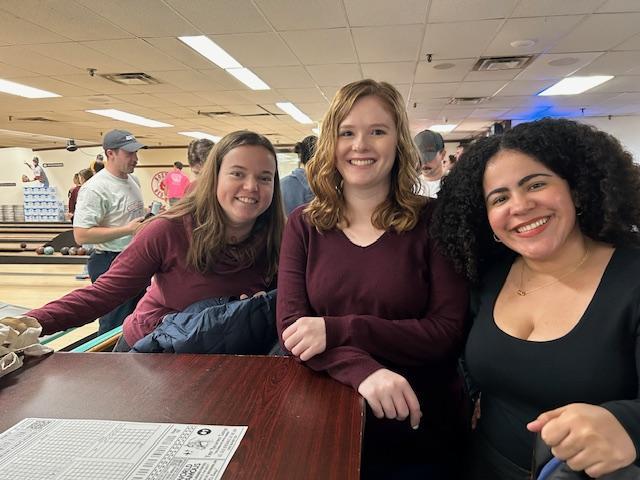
[516,246,590,296]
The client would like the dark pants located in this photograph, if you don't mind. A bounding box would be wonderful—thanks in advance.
[113,335,131,352]
[87,250,146,336]
[466,431,530,480]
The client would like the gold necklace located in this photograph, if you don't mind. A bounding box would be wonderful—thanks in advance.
[516,246,590,296]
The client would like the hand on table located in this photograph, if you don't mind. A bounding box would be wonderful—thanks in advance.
[282,316,326,361]
[528,403,637,478]
[357,368,422,430]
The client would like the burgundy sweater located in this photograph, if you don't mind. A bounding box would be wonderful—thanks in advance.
[277,204,469,461]
[29,216,272,346]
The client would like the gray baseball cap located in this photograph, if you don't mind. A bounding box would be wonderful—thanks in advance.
[102,129,145,152]
[414,130,444,164]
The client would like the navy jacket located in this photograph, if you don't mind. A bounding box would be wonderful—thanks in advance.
[131,290,278,354]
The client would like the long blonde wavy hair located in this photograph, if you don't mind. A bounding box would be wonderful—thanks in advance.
[305,79,425,232]
[147,131,285,280]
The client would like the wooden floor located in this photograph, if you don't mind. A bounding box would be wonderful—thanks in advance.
[0,263,101,351]
[0,263,91,308]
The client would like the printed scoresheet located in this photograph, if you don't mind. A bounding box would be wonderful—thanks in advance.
[0,418,247,480]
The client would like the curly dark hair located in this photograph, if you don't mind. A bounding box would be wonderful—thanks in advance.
[432,118,640,283]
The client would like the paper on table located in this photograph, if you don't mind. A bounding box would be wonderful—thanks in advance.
[0,418,247,480]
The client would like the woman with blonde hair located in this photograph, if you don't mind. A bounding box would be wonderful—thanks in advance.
[276,79,468,478]
[24,131,285,351]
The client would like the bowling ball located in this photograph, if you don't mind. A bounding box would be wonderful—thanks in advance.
[35,246,45,255]
[60,247,70,255]
[68,247,78,255]
[20,242,27,249]
[43,246,54,255]
[77,247,87,256]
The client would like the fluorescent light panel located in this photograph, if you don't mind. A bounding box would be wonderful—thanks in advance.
[179,131,222,142]
[86,109,172,128]
[0,79,60,98]
[429,124,457,133]
[226,68,270,90]
[276,102,313,124]
[538,76,614,96]
[178,35,270,91]
[178,36,241,69]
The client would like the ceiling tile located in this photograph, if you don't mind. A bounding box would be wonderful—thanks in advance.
[251,66,316,88]
[550,13,640,53]
[513,0,603,17]
[277,88,327,103]
[0,0,132,41]
[306,64,362,86]
[484,16,584,57]
[345,0,428,26]
[597,0,640,13]
[352,25,424,63]
[213,33,299,67]
[361,62,415,84]
[516,52,604,80]
[576,51,640,75]
[415,58,477,83]
[428,0,519,22]
[165,0,271,34]
[254,0,346,30]
[455,80,507,97]
[81,39,188,70]
[282,29,356,64]
[0,46,84,75]
[423,20,502,59]
[495,79,555,96]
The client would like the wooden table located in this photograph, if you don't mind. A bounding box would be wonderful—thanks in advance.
[0,353,364,479]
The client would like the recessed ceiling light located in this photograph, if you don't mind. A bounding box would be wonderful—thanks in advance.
[276,102,313,124]
[0,78,60,98]
[510,40,536,48]
[433,63,455,70]
[86,109,172,128]
[429,124,457,133]
[538,76,614,96]
[178,131,222,142]
[548,57,579,67]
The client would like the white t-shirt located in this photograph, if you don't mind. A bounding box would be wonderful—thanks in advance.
[418,176,441,198]
[73,169,145,252]
[33,165,49,187]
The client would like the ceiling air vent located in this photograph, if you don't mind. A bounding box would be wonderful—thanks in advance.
[473,55,535,71]
[197,105,285,118]
[12,116,58,122]
[101,72,160,85]
[448,97,489,105]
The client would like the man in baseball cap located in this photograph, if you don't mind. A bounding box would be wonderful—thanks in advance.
[102,129,146,152]
[414,129,446,198]
[72,128,147,335]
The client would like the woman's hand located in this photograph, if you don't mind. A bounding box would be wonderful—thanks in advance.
[527,403,637,478]
[357,369,422,429]
[282,316,326,361]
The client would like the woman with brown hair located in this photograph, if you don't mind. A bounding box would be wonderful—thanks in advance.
[276,79,468,478]
[23,131,285,351]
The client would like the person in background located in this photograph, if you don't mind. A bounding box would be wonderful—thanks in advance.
[442,154,457,176]
[277,79,468,479]
[280,135,317,215]
[72,129,146,335]
[433,118,640,479]
[22,131,284,353]
[91,153,104,174]
[455,143,465,161]
[24,156,49,188]
[163,161,191,207]
[68,169,94,222]
[414,130,445,198]
[68,173,80,199]
[187,138,215,178]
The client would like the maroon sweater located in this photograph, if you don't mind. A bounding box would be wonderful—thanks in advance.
[277,204,469,462]
[29,216,272,346]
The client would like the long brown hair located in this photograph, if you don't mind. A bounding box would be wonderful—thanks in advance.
[305,79,425,232]
[150,131,284,280]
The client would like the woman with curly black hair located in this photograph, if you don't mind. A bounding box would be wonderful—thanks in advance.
[433,118,640,479]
